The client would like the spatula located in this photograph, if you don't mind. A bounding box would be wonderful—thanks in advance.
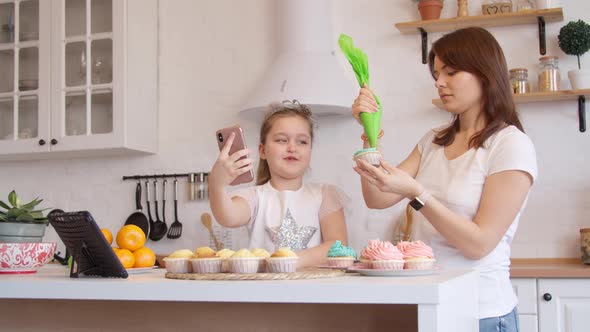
[167,179,182,239]
[201,212,221,250]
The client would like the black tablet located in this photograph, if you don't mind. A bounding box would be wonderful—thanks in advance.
[48,211,128,278]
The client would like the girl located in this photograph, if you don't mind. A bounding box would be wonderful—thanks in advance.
[352,27,537,332]
[208,101,348,268]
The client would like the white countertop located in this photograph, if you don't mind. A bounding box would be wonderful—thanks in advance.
[0,265,478,305]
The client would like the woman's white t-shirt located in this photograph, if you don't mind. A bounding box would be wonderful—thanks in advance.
[414,125,537,319]
[230,182,347,253]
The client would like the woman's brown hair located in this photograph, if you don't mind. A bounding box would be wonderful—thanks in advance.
[428,27,523,148]
[256,100,315,185]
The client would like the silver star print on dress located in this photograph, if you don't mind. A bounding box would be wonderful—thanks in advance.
[266,209,317,250]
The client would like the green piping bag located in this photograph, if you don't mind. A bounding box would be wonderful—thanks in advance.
[338,33,382,148]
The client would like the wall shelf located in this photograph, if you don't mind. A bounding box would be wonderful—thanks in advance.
[432,89,590,132]
[394,8,564,63]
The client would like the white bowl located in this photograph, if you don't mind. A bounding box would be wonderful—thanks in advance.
[0,242,57,274]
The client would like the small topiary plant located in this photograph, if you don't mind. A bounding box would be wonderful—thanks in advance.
[558,20,590,70]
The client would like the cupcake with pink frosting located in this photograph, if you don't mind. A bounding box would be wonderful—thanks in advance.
[397,241,435,270]
[362,239,404,270]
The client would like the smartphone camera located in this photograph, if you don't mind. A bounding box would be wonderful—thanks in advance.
[217,132,224,143]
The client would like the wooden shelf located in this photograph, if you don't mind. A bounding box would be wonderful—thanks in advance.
[433,89,590,132]
[395,8,563,34]
[432,89,590,108]
[395,8,564,63]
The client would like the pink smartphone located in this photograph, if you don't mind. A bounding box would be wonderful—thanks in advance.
[216,125,254,186]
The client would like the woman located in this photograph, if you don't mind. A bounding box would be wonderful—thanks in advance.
[352,27,537,332]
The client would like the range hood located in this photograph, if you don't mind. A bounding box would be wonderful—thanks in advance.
[240,0,357,118]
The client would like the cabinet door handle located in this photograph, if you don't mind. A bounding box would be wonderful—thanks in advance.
[50,139,58,145]
[38,139,46,146]
[543,293,552,301]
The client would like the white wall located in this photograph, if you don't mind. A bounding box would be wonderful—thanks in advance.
[1,0,589,259]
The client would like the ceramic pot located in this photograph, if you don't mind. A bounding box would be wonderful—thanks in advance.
[418,0,443,21]
[0,221,48,243]
[568,70,590,90]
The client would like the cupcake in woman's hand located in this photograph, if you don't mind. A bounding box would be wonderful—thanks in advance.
[267,247,299,273]
[216,248,235,272]
[353,148,382,167]
[326,240,357,268]
[251,248,271,272]
[163,249,193,273]
[397,241,435,270]
[228,249,259,274]
[363,239,404,270]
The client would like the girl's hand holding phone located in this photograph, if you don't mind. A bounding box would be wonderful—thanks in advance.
[209,132,254,188]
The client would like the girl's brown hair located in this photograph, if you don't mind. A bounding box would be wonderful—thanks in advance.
[428,27,523,148]
[256,100,315,185]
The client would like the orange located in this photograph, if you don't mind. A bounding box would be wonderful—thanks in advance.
[133,247,156,268]
[116,225,146,251]
[115,248,135,269]
[101,228,113,245]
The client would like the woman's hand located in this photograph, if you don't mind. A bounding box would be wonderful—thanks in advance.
[208,132,254,188]
[354,159,423,198]
[351,84,379,124]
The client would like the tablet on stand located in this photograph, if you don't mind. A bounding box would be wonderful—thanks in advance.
[48,211,128,278]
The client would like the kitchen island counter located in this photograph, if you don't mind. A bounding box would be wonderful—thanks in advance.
[0,266,478,332]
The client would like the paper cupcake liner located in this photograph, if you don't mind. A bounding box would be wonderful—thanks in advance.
[228,257,260,274]
[326,257,355,268]
[353,150,382,166]
[190,258,222,274]
[404,258,435,270]
[163,258,191,273]
[266,257,299,273]
[372,259,404,270]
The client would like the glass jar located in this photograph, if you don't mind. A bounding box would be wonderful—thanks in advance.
[538,56,561,92]
[509,68,531,94]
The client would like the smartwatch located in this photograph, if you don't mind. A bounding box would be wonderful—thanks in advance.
[409,190,431,211]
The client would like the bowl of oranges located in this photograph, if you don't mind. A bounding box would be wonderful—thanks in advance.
[101,225,156,273]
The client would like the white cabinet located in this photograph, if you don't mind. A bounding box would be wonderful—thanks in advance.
[512,278,539,332]
[538,279,590,332]
[0,0,157,160]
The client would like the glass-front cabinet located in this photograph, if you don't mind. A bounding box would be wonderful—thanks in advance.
[0,0,157,160]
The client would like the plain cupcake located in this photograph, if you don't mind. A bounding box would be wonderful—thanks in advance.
[397,241,435,270]
[266,247,299,273]
[227,249,259,274]
[326,240,357,268]
[251,248,271,272]
[215,248,235,273]
[163,249,193,273]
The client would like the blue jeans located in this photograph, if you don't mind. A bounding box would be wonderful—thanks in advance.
[479,307,519,332]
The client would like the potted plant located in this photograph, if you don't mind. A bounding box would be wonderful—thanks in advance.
[558,20,590,89]
[0,190,50,243]
[413,0,444,21]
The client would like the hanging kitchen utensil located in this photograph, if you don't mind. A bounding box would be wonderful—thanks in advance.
[161,179,169,230]
[167,179,183,239]
[149,179,167,241]
[145,180,155,239]
[201,212,221,251]
[124,181,149,237]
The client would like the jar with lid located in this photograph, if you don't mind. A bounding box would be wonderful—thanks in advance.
[538,56,561,92]
[509,68,530,94]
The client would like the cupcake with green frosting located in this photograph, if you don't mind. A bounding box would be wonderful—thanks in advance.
[327,240,357,268]
[353,148,382,167]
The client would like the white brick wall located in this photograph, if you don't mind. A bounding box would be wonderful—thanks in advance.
[1,0,589,259]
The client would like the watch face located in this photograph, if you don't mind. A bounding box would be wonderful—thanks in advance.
[409,198,424,211]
